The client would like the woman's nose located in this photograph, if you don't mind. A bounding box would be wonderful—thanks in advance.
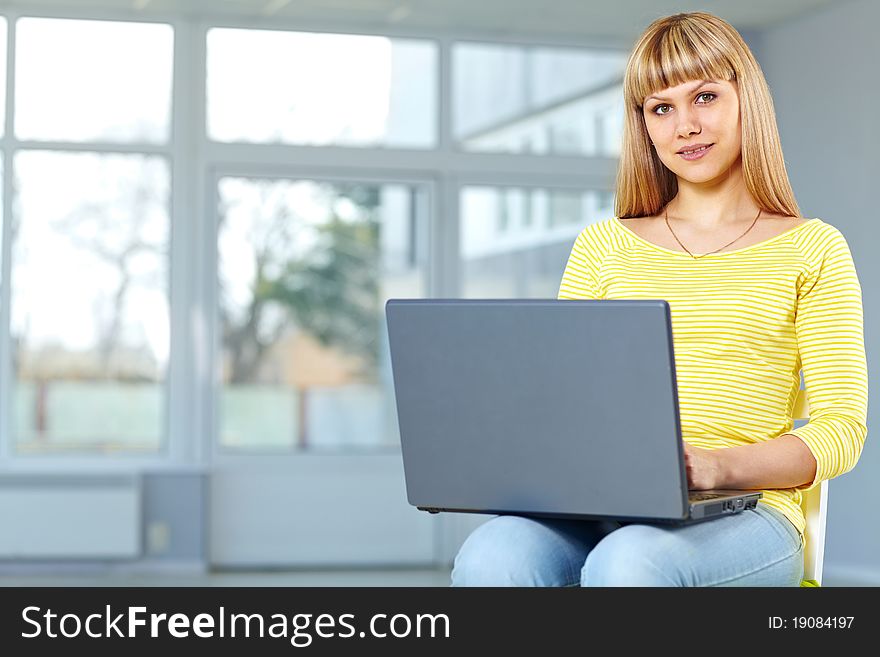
[676,108,701,137]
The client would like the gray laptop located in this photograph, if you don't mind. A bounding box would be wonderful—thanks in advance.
[385,298,761,525]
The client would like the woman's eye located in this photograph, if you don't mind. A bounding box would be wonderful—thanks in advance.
[652,92,716,115]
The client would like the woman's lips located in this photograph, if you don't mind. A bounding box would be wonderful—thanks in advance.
[678,144,714,160]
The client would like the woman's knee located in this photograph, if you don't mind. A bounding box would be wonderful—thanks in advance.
[581,524,681,587]
[451,515,581,587]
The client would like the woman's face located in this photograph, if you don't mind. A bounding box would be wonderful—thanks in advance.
[642,78,742,184]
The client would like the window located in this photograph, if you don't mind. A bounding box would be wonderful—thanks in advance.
[0,14,622,465]
[15,18,173,143]
[11,152,170,453]
[4,17,174,456]
[460,186,612,298]
[453,43,626,156]
[216,178,427,450]
[0,17,6,136]
[207,28,437,148]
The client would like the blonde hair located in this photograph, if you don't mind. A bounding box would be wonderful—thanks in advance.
[614,12,801,219]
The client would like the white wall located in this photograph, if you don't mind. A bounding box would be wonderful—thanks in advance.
[759,0,880,585]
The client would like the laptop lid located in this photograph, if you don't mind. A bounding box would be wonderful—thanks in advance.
[385,298,694,523]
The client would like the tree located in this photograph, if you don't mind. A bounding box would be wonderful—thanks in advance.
[42,155,167,380]
[220,180,381,384]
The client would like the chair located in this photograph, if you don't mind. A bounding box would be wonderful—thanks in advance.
[792,384,827,587]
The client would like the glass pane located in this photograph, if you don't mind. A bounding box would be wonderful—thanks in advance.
[0,17,6,136]
[460,186,614,298]
[11,151,170,453]
[207,28,436,148]
[15,18,173,143]
[217,178,426,451]
[0,156,3,296]
[453,43,626,156]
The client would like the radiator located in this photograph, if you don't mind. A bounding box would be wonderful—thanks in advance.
[0,475,141,559]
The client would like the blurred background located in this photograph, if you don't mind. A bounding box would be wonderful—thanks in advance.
[0,0,875,586]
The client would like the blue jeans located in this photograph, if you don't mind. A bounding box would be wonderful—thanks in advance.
[451,504,804,586]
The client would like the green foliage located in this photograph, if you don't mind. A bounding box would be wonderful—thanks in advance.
[264,211,381,378]
[221,181,383,384]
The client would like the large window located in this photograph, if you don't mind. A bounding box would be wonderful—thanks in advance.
[0,14,624,463]
[216,178,427,450]
[4,18,173,455]
[11,152,170,454]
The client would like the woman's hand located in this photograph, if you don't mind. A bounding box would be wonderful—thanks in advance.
[683,442,725,490]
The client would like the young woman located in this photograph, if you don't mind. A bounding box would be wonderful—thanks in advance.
[451,11,867,587]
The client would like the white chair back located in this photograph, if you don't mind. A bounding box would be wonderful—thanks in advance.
[792,385,827,585]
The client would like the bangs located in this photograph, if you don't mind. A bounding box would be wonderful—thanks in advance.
[628,21,736,108]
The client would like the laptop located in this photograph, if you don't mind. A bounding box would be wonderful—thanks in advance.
[385,298,761,525]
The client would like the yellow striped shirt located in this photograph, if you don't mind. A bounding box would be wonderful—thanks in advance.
[558,216,868,547]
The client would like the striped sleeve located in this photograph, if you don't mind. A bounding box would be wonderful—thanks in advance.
[557,224,608,300]
[788,226,869,491]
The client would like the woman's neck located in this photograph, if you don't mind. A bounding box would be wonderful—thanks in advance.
[668,167,758,228]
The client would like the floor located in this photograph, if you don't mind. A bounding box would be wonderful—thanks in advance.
[0,567,455,587]
[0,567,872,587]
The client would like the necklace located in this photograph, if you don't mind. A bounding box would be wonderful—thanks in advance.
[664,206,762,259]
